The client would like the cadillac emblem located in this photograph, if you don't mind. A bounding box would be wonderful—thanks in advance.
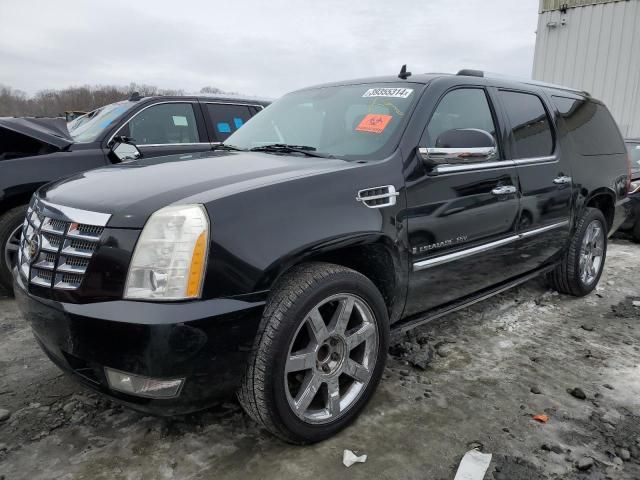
[25,231,41,263]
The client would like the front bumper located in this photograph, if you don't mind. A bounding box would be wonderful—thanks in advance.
[14,269,264,415]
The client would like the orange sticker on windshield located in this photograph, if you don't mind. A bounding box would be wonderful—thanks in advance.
[355,114,393,134]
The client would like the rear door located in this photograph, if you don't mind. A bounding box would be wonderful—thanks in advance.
[111,101,210,158]
[404,85,521,317]
[201,102,262,143]
[495,89,572,271]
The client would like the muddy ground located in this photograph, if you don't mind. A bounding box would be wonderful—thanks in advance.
[1,236,639,480]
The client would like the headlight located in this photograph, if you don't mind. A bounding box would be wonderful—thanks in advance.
[630,181,640,194]
[124,204,209,300]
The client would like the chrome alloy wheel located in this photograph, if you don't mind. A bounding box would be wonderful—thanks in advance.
[579,220,604,285]
[284,293,379,424]
[3,225,22,273]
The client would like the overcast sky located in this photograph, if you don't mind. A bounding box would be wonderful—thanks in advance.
[0,0,540,98]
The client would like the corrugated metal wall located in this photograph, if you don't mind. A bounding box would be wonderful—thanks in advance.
[532,0,640,137]
[542,0,629,12]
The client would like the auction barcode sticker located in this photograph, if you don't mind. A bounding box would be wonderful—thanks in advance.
[362,88,413,98]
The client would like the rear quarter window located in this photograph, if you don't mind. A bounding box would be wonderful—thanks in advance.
[552,96,625,156]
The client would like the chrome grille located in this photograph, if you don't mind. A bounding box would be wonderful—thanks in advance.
[19,199,110,291]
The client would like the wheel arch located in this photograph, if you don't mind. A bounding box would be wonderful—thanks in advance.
[582,188,616,232]
[257,234,406,324]
[0,183,43,216]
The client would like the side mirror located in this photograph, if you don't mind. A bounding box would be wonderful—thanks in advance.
[418,128,497,171]
[111,141,142,163]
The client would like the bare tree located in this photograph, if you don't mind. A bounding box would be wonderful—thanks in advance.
[200,86,223,94]
[0,83,225,117]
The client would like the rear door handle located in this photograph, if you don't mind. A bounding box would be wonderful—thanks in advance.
[553,176,572,185]
[491,185,517,196]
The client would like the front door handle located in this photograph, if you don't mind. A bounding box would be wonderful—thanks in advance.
[491,185,517,196]
[553,176,572,185]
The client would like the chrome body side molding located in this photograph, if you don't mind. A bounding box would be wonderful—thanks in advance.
[422,155,558,175]
[513,156,557,166]
[413,220,569,271]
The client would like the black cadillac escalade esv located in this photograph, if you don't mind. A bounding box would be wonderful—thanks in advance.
[14,70,631,444]
[0,94,269,292]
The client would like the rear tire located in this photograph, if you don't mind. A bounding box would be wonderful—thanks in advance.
[0,205,27,294]
[548,208,607,296]
[237,262,389,444]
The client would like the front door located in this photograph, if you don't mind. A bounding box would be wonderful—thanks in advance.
[496,89,572,271]
[404,86,521,317]
[113,102,210,158]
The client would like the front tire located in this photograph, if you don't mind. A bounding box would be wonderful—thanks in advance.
[238,262,389,444]
[548,207,607,296]
[0,205,27,294]
[633,220,640,243]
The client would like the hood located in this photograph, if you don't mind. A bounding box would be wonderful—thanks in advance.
[39,150,355,228]
[0,117,74,149]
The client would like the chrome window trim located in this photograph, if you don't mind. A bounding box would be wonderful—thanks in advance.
[202,101,265,110]
[37,199,111,227]
[135,142,212,148]
[423,155,557,174]
[513,155,557,166]
[433,160,515,174]
[413,220,569,271]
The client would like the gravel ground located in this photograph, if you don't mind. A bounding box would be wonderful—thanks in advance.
[0,236,639,480]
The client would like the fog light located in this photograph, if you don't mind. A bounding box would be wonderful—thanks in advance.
[105,368,184,398]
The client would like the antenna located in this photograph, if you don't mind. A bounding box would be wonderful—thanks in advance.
[129,91,142,101]
[398,64,412,80]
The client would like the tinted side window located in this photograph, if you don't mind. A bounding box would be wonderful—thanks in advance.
[499,91,554,159]
[206,104,253,141]
[127,103,200,145]
[552,96,625,155]
[427,88,498,148]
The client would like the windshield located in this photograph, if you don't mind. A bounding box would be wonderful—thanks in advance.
[627,141,640,177]
[67,114,89,131]
[68,101,136,143]
[225,82,422,160]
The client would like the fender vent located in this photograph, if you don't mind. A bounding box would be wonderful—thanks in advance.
[356,185,399,208]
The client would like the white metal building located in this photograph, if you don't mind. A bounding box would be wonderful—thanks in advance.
[532,0,640,138]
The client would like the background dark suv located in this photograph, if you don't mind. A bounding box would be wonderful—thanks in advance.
[620,138,640,241]
[0,94,269,291]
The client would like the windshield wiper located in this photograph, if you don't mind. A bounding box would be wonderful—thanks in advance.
[249,144,333,158]
[212,143,246,152]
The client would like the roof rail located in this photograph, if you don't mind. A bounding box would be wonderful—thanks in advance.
[522,79,590,96]
[480,71,589,96]
[457,69,484,77]
[454,69,589,96]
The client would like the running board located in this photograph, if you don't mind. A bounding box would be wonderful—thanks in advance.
[390,264,557,338]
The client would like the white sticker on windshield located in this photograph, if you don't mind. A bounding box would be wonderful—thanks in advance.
[172,115,188,126]
[362,88,413,99]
